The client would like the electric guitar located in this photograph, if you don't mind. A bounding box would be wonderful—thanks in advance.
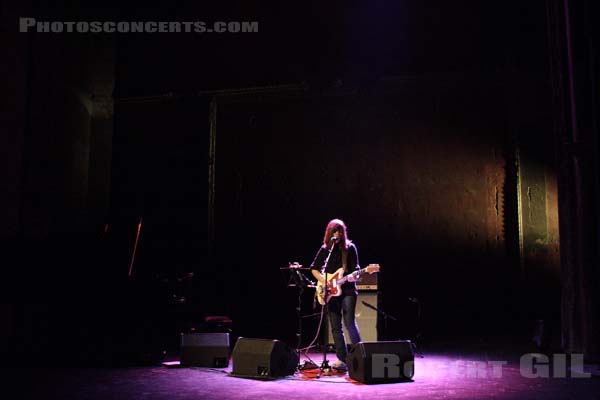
[315,264,380,305]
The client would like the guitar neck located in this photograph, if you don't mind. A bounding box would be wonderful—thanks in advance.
[337,267,367,285]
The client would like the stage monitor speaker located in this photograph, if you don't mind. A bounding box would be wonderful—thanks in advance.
[232,337,299,378]
[327,292,378,345]
[347,340,414,384]
[180,333,230,367]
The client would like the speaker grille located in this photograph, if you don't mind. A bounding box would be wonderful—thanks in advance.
[327,292,379,345]
[180,333,230,367]
[181,332,229,347]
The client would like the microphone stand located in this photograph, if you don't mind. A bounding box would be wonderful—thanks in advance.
[361,300,424,358]
[290,267,306,356]
[361,301,397,341]
[408,298,424,358]
[288,264,319,371]
[317,239,337,378]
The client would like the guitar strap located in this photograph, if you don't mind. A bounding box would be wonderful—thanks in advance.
[341,246,348,273]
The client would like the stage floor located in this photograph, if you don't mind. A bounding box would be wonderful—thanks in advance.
[9,349,600,400]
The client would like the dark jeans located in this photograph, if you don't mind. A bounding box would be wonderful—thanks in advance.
[328,295,361,363]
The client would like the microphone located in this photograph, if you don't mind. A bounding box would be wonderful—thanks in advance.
[330,237,340,242]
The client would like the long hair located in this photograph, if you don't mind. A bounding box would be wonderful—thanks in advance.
[322,218,352,271]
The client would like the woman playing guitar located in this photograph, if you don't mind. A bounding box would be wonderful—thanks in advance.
[310,218,362,372]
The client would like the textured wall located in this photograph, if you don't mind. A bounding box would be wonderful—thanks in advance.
[209,77,532,340]
[2,1,578,363]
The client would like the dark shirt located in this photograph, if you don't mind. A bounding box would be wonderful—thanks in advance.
[310,242,360,296]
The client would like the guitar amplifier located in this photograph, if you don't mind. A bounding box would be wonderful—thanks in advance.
[356,270,378,291]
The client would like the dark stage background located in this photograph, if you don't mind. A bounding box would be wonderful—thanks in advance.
[1,0,599,366]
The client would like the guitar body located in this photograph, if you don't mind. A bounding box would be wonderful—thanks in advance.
[316,267,345,305]
[315,264,380,305]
